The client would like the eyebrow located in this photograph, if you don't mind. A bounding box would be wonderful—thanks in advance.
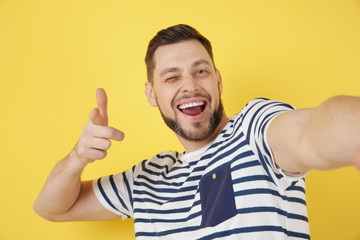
[160,67,180,77]
[192,59,211,68]
[159,59,212,77]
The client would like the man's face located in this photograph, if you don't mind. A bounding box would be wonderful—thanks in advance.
[145,40,224,142]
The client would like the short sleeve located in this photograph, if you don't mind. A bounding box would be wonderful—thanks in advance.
[93,164,139,220]
[240,98,306,182]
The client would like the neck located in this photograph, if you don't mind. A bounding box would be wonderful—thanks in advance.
[178,112,229,153]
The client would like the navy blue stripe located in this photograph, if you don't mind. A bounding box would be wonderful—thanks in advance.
[148,162,170,173]
[243,100,269,141]
[133,197,164,205]
[237,206,308,222]
[136,226,201,237]
[288,230,311,239]
[136,174,185,187]
[133,194,195,205]
[258,118,285,181]
[259,115,273,157]
[97,178,130,217]
[97,178,119,212]
[133,189,200,205]
[222,114,243,139]
[246,100,292,144]
[222,118,235,133]
[206,131,245,154]
[286,184,306,193]
[288,212,308,222]
[134,199,201,215]
[137,172,202,188]
[188,160,201,167]
[148,161,188,173]
[186,174,202,182]
[255,142,276,185]
[207,133,247,159]
[200,139,249,170]
[109,175,129,211]
[131,165,136,173]
[122,172,133,209]
[247,102,272,142]
[134,211,202,223]
[257,110,286,181]
[141,160,191,180]
[197,225,309,240]
[169,165,191,172]
[134,207,191,214]
[209,149,254,171]
[232,174,273,185]
[156,153,177,163]
[133,180,197,193]
[133,189,172,201]
[231,160,261,171]
[234,188,306,205]
[189,164,207,174]
[134,204,193,214]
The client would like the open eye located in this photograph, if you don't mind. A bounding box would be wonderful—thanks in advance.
[194,69,209,77]
[196,70,207,74]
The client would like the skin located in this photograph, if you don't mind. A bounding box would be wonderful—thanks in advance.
[33,88,123,221]
[268,96,360,173]
[145,40,229,152]
[33,39,360,223]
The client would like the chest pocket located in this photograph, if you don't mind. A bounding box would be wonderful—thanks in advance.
[199,164,237,228]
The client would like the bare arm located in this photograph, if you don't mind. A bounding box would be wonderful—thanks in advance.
[33,88,124,222]
[268,96,360,173]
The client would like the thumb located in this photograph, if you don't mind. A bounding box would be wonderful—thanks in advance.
[89,108,107,126]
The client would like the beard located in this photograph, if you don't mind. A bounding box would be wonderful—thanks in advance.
[158,98,224,142]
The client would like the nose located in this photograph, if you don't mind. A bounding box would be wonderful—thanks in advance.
[181,74,198,93]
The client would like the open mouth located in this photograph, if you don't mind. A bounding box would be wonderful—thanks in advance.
[177,101,206,116]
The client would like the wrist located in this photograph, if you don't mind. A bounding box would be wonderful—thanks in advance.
[61,150,88,177]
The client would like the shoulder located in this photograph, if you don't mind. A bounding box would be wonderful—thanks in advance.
[138,150,182,172]
[147,150,182,163]
[238,98,295,128]
[241,98,295,115]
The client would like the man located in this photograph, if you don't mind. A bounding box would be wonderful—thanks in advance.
[34,24,360,239]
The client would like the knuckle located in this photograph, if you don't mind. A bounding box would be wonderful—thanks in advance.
[107,127,116,137]
[81,137,92,148]
[104,139,112,149]
[98,150,107,159]
[77,146,86,156]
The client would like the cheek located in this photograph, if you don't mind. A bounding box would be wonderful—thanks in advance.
[155,91,176,111]
[207,86,221,104]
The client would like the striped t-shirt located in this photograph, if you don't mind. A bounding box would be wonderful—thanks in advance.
[93,98,310,239]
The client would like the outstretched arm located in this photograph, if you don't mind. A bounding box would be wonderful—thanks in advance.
[33,88,124,222]
[268,95,360,173]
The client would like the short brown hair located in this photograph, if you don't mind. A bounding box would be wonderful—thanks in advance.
[145,24,215,84]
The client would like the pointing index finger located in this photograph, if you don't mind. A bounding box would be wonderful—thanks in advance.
[96,88,108,125]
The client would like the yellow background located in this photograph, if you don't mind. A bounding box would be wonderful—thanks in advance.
[1,0,359,239]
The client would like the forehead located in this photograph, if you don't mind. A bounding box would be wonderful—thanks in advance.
[153,40,214,75]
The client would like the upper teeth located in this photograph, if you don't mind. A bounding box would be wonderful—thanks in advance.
[178,101,204,110]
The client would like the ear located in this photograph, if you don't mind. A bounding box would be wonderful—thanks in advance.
[215,69,223,95]
[145,81,158,107]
